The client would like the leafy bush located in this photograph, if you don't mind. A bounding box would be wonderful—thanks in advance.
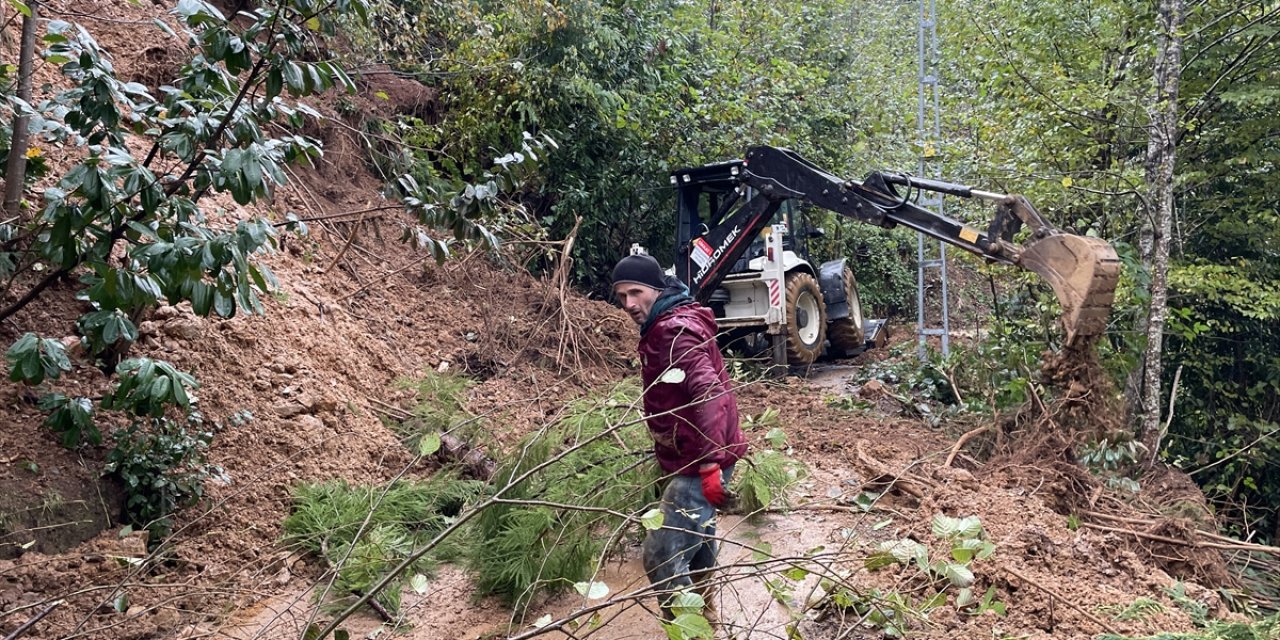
[5,333,71,385]
[0,0,383,546]
[467,381,656,611]
[1078,436,1144,493]
[104,410,232,539]
[283,474,487,614]
[860,514,1002,621]
[39,394,98,447]
[811,225,917,317]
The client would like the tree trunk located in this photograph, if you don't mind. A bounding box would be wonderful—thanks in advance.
[3,0,39,220]
[1139,0,1186,466]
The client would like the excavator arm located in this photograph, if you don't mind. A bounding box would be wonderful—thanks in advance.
[674,145,1120,346]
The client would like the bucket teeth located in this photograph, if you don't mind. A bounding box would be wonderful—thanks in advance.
[1017,234,1121,346]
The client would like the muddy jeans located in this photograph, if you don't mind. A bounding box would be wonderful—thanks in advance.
[641,465,734,617]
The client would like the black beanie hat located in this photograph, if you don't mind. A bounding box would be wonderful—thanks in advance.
[612,254,667,290]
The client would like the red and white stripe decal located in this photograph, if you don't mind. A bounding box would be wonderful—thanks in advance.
[768,279,781,308]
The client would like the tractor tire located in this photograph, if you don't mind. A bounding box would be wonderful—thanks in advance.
[784,272,827,365]
[827,267,865,356]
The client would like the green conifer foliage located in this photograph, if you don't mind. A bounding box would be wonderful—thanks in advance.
[468,381,657,611]
[283,474,487,613]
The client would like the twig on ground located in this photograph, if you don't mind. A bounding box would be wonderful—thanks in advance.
[271,204,400,227]
[4,599,64,640]
[366,398,412,421]
[944,424,991,467]
[1001,566,1120,635]
[356,591,395,623]
[324,203,371,273]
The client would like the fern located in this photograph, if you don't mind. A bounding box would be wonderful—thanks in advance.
[1165,581,1212,627]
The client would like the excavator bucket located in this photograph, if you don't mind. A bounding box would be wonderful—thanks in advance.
[1017,234,1121,346]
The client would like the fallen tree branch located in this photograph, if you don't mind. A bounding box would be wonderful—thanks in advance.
[271,204,401,226]
[1078,522,1199,547]
[1080,510,1156,527]
[1001,566,1120,635]
[366,397,412,421]
[355,591,394,623]
[1080,511,1280,555]
[1078,522,1280,554]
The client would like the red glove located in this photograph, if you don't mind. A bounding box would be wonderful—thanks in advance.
[699,463,726,507]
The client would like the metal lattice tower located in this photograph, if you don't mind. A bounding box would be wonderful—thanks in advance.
[916,0,951,358]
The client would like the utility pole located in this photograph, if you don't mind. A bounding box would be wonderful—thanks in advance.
[916,0,951,359]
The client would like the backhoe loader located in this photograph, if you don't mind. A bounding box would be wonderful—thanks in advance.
[666,145,1120,366]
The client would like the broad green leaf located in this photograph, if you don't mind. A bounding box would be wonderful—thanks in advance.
[282,62,304,94]
[751,541,773,562]
[573,581,609,600]
[266,68,283,99]
[213,289,234,317]
[864,551,897,571]
[932,514,982,539]
[662,613,713,640]
[640,508,664,530]
[937,562,974,587]
[669,591,705,617]
[782,566,808,581]
[921,591,946,611]
[976,541,996,560]
[417,432,441,456]
[877,539,926,565]
[409,574,429,594]
[659,367,685,384]
[8,0,31,18]
[765,427,787,448]
[952,538,986,563]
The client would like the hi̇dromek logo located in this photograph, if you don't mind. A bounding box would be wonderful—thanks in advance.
[693,224,742,285]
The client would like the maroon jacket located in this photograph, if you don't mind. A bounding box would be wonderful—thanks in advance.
[638,303,747,475]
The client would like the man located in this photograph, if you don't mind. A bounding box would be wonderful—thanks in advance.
[611,253,747,617]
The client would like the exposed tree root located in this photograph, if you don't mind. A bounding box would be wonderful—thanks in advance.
[852,439,934,499]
